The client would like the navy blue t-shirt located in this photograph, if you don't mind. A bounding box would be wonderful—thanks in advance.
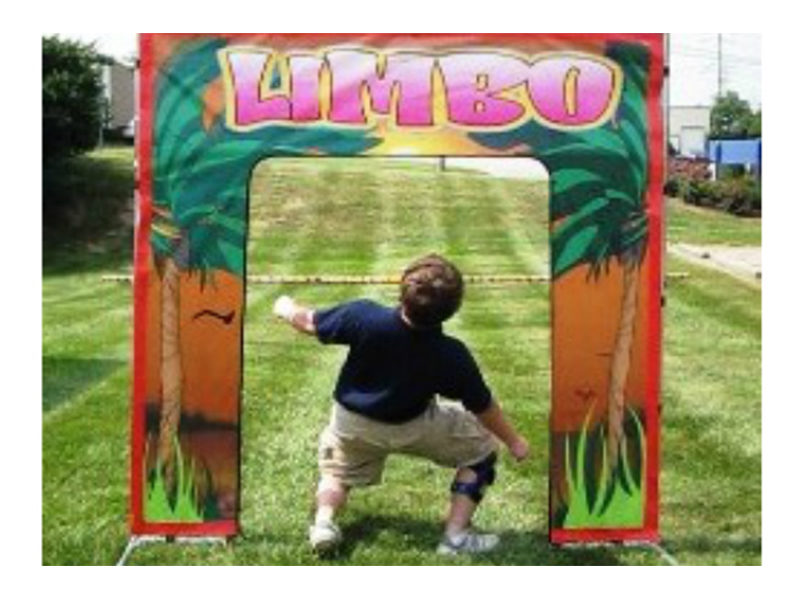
[313,299,493,423]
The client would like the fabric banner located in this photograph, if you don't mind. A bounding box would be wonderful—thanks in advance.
[132,33,664,543]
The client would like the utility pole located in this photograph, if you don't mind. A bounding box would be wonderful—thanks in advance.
[717,33,723,99]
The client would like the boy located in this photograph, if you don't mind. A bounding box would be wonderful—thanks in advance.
[273,254,529,555]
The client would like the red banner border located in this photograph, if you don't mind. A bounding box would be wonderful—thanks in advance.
[131,33,664,543]
[549,33,664,546]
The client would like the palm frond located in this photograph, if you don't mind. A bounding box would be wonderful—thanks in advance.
[469,41,653,279]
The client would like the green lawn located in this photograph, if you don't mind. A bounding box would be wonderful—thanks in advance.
[666,195,761,246]
[42,149,761,565]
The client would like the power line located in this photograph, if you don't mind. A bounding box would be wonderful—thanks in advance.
[671,47,760,64]
[718,33,723,99]
[671,33,760,62]
[672,54,761,68]
[669,34,761,106]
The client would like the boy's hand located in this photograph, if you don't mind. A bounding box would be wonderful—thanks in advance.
[475,400,530,462]
[273,295,298,321]
[508,436,530,462]
[273,296,317,335]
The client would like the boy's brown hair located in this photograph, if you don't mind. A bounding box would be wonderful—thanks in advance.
[399,254,464,328]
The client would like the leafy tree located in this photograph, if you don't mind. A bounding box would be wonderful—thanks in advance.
[711,91,758,139]
[747,109,761,137]
[42,36,109,162]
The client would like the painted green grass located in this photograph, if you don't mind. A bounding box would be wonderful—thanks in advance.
[42,150,760,564]
[563,408,644,529]
[145,439,204,523]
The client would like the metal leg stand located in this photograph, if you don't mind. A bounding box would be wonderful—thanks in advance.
[116,535,229,566]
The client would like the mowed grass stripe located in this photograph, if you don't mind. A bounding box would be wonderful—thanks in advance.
[42,368,130,565]
[247,160,305,275]
[436,172,539,345]
[370,161,447,275]
[42,272,131,413]
[493,177,550,274]
[659,256,760,564]
[667,196,761,246]
[664,257,761,455]
[438,171,530,274]
[248,159,382,275]
[298,161,381,275]
[42,278,130,350]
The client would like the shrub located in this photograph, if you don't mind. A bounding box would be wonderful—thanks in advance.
[42,148,134,242]
[665,151,761,217]
[668,156,711,181]
[679,176,761,217]
[664,175,691,199]
[42,36,107,163]
[718,177,761,216]
[663,176,680,197]
[686,180,714,207]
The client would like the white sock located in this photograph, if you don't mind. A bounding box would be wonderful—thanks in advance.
[445,528,468,543]
[315,505,336,525]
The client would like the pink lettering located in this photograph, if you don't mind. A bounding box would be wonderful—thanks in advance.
[288,55,324,122]
[220,47,622,132]
[528,55,618,127]
[326,50,435,126]
[226,51,290,126]
[438,53,529,127]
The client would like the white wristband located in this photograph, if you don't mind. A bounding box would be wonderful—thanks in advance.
[273,295,298,321]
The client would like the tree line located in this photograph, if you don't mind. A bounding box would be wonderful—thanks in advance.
[42,35,110,163]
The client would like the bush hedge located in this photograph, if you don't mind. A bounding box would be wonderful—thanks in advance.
[42,36,107,163]
[665,157,760,217]
[666,175,761,217]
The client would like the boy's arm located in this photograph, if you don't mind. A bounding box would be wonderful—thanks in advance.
[273,295,316,335]
[475,399,529,462]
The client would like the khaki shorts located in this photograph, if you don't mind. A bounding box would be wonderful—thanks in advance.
[318,400,498,488]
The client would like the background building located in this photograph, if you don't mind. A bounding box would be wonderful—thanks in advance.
[101,62,135,135]
[669,105,712,158]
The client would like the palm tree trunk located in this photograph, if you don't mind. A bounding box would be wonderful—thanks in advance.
[607,257,640,471]
[157,254,183,490]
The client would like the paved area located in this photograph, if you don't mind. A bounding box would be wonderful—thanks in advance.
[668,243,761,285]
[402,157,548,180]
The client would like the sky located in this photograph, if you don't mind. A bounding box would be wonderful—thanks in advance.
[58,33,762,109]
[668,33,761,108]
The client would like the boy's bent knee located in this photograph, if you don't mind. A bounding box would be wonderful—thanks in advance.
[450,452,497,504]
[317,475,348,498]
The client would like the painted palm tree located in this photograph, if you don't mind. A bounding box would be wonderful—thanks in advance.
[471,42,652,474]
[150,38,250,491]
[149,38,379,497]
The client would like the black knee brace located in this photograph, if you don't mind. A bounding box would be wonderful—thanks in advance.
[450,452,497,503]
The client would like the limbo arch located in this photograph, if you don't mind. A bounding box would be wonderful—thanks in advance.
[132,33,664,543]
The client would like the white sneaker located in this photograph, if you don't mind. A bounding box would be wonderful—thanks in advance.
[309,519,342,553]
[436,529,500,555]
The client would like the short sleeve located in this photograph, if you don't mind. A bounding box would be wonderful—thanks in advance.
[313,300,364,345]
[437,340,493,413]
